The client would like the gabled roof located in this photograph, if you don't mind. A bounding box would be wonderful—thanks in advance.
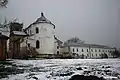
[25,12,55,31]
[63,43,114,49]
[54,36,63,44]
[34,12,51,24]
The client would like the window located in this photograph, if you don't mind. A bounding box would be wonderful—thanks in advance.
[30,30,32,34]
[57,46,59,49]
[96,54,97,56]
[109,53,111,56]
[103,50,104,52]
[87,49,88,52]
[99,49,100,52]
[91,49,93,52]
[57,51,59,54]
[77,48,78,52]
[82,49,84,52]
[109,50,111,52]
[73,48,74,52]
[92,54,93,56]
[28,43,30,47]
[95,49,97,52]
[36,27,39,33]
[87,54,89,57]
[36,40,40,49]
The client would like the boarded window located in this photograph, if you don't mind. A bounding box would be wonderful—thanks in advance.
[36,27,39,33]
[36,40,40,49]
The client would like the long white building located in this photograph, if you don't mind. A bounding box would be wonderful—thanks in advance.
[60,43,115,59]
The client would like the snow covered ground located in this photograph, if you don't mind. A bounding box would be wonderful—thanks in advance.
[1,59,120,80]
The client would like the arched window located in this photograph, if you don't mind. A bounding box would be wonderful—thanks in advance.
[36,40,40,49]
[57,46,59,49]
[87,49,88,52]
[28,43,30,47]
[82,49,84,52]
[91,49,93,52]
[73,48,74,52]
[95,49,97,52]
[77,48,78,52]
[57,51,59,54]
[36,27,39,33]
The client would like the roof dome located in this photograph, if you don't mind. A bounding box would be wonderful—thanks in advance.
[25,12,55,30]
[33,12,55,27]
[35,12,51,23]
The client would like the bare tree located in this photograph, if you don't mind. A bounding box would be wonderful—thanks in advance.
[0,17,18,34]
[64,37,84,45]
[0,0,8,8]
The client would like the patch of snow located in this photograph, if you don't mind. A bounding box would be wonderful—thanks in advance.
[13,31,27,36]
[1,59,120,80]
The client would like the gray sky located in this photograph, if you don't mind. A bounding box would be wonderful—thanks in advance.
[0,0,120,48]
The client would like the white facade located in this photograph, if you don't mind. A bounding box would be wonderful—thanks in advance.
[21,13,56,55]
[20,13,116,59]
[60,44,115,59]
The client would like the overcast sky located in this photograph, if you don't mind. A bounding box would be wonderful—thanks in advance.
[0,0,120,48]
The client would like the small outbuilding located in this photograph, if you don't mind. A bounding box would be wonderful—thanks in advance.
[0,33,9,60]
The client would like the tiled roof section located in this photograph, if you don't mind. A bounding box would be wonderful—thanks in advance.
[63,43,114,49]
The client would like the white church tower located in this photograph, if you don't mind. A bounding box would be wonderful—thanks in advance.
[23,12,56,57]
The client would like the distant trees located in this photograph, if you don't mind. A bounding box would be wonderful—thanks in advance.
[64,37,84,45]
[112,48,120,58]
[0,18,10,34]
[0,18,18,33]
[101,53,108,58]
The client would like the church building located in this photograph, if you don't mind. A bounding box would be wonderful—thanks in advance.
[21,12,58,58]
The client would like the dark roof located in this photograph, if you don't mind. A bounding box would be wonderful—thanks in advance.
[10,22,23,29]
[0,33,9,40]
[63,43,114,49]
[25,12,55,31]
[54,36,63,44]
[35,12,51,24]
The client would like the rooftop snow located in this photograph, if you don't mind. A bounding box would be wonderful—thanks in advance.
[12,31,27,36]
